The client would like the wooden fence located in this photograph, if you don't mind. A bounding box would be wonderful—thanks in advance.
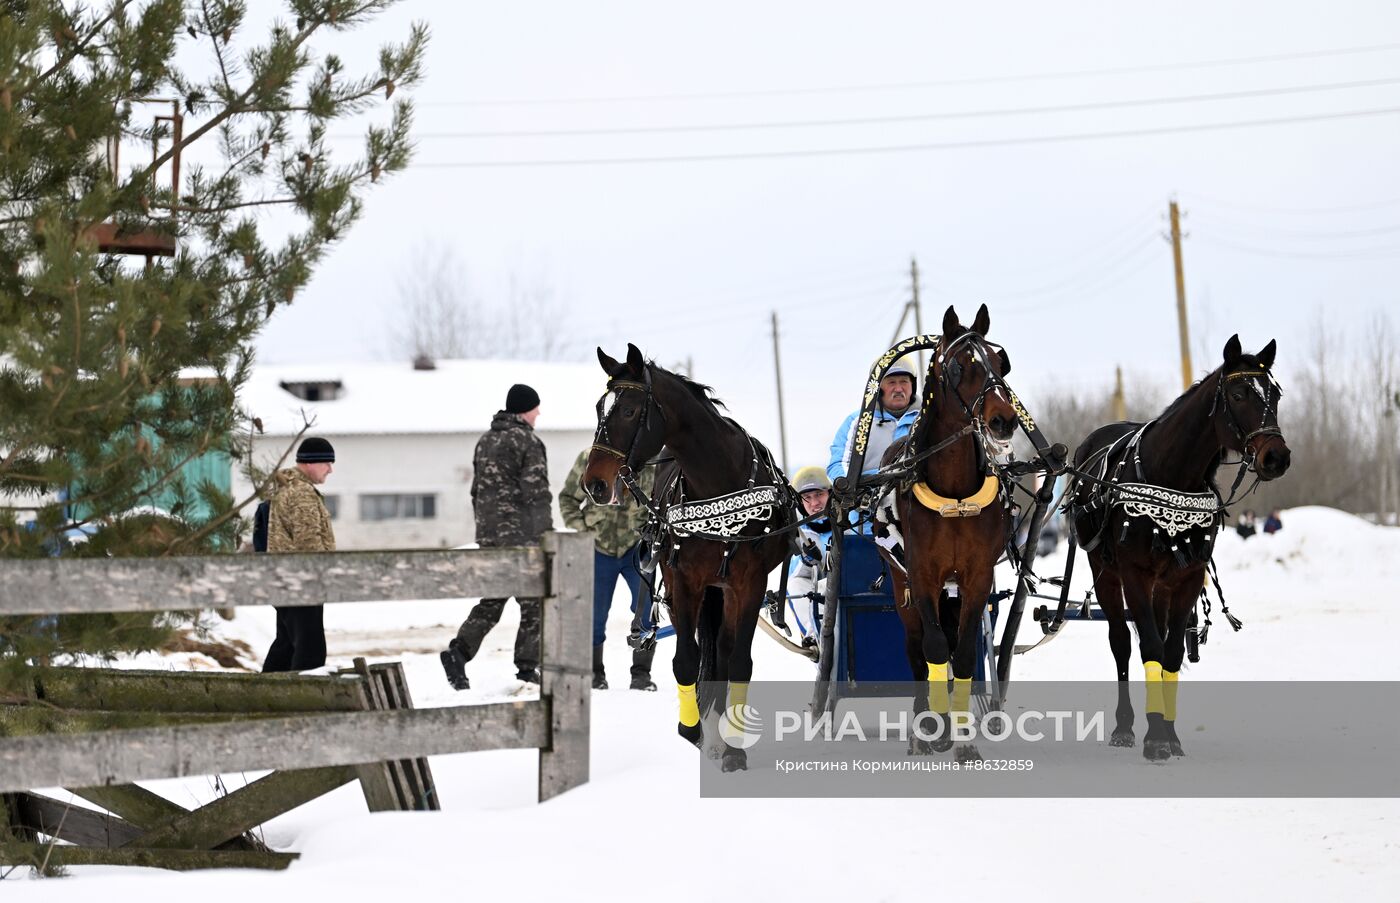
[0,531,592,829]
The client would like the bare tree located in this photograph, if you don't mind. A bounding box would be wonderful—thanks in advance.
[387,243,480,361]
[386,245,574,363]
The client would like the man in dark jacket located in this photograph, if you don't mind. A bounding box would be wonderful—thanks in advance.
[441,384,552,689]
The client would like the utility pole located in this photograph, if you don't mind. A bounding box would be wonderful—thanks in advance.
[1169,199,1193,390]
[1111,366,1128,421]
[771,310,789,476]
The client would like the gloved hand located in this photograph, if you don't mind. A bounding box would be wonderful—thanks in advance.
[800,539,822,567]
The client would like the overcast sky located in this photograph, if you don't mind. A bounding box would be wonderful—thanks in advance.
[245,0,1400,468]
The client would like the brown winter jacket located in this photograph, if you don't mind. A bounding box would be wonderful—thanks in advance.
[267,467,336,554]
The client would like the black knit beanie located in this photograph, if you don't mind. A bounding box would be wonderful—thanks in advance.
[505,383,540,414]
[296,436,336,463]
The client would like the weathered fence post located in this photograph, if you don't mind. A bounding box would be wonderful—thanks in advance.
[538,531,592,802]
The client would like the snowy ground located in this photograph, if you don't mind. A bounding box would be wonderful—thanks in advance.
[5,507,1398,899]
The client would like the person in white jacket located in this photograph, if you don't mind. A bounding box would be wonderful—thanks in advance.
[826,357,920,485]
[785,466,835,646]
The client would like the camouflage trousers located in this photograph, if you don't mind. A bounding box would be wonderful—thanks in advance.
[456,597,541,673]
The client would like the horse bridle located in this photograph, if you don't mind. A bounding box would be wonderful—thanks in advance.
[591,368,666,473]
[1210,367,1284,472]
[934,331,1011,428]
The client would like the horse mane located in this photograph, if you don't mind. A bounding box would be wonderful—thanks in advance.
[649,360,728,411]
[1157,353,1265,422]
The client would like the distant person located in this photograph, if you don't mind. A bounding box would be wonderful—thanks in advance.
[440,384,551,690]
[1235,509,1258,540]
[782,466,835,647]
[1263,509,1283,535]
[262,437,337,673]
[559,448,657,691]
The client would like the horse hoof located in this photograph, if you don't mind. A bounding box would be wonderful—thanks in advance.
[1143,739,1172,761]
[1110,731,1135,748]
[721,749,748,772]
[955,745,982,764]
[677,722,703,749]
[907,737,936,756]
[931,737,954,753]
[1169,741,1186,757]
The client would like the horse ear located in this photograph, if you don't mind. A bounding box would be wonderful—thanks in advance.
[941,305,961,336]
[998,348,1011,376]
[1223,334,1242,367]
[1258,339,1277,369]
[971,303,990,336]
[625,342,645,374]
[597,347,621,375]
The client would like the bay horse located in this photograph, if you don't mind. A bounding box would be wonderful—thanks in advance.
[1066,335,1290,760]
[882,304,1020,759]
[582,344,791,771]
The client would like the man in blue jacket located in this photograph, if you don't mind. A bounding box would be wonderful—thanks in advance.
[828,357,921,484]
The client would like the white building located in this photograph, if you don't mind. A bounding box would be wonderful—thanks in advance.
[235,358,606,549]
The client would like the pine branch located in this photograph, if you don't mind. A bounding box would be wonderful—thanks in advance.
[34,2,139,84]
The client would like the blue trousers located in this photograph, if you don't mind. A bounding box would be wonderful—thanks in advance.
[594,547,653,646]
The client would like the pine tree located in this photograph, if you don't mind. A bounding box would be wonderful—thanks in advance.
[0,0,427,687]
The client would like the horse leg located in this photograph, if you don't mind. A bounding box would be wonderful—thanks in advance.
[668,579,705,749]
[700,587,730,762]
[949,569,994,763]
[911,568,954,754]
[1091,558,1134,747]
[1160,576,1199,758]
[717,577,764,772]
[1121,565,1170,761]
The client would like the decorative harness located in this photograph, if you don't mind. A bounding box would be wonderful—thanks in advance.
[1068,367,1285,567]
[589,370,802,578]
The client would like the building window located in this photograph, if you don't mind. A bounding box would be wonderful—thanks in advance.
[322,494,340,520]
[278,379,343,402]
[359,493,437,522]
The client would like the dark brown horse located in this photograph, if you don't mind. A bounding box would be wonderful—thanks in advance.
[882,305,1019,759]
[1067,335,1290,759]
[582,344,791,771]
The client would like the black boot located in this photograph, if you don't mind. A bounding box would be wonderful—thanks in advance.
[630,644,657,691]
[593,644,608,690]
[440,639,469,691]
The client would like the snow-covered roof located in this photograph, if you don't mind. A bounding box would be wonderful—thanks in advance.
[242,358,607,436]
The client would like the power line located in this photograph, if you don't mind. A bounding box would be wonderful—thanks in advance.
[1189,213,1400,241]
[931,208,1162,288]
[417,41,1400,107]
[1179,190,1400,215]
[1194,234,1400,260]
[396,77,1400,140]
[410,104,1400,169]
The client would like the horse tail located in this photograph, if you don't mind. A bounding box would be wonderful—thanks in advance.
[697,586,724,716]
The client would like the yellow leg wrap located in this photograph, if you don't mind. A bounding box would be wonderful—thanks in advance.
[927,662,949,714]
[952,677,972,714]
[724,682,749,729]
[1144,660,1164,716]
[677,682,700,727]
[1163,670,1179,722]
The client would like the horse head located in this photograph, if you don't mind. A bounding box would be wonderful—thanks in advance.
[584,343,668,503]
[1217,335,1291,481]
[933,303,1017,445]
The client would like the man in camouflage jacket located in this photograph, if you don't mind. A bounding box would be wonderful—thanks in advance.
[441,385,551,689]
[262,437,337,673]
[559,448,657,690]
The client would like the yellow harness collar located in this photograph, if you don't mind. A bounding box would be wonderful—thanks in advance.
[912,474,1000,517]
